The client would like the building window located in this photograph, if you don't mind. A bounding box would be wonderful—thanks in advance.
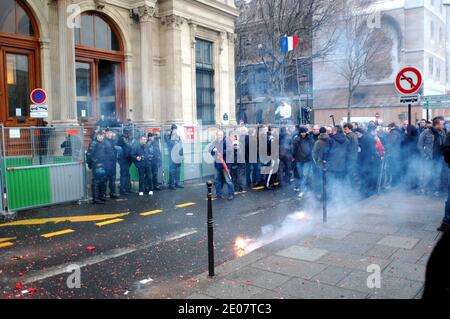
[196,39,215,124]
[0,0,40,126]
[75,12,125,123]
[74,13,120,51]
[0,0,35,36]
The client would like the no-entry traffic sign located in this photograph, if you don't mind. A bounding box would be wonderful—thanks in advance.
[30,88,47,105]
[395,67,423,95]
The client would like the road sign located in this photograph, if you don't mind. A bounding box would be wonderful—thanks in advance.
[423,101,450,109]
[423,94,450,103]
[185,126,195,141]
[400,94,420,104]
[30,104,48,118]
[395,67,423,95]
[30,88,47,105]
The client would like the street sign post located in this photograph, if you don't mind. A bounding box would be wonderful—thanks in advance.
[422,95,450,120]
[30,88,47,105]
[395,67,423,125]
[30,88,48,118]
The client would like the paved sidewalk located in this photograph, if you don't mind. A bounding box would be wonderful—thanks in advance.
[154,191,444,299]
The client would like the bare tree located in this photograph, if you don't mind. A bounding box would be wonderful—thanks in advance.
[334,0,384,122]
[236,0,339,99]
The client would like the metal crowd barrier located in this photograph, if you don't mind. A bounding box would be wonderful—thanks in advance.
[0,125,87,213]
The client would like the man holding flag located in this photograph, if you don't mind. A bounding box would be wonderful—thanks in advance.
[209,130,235,200]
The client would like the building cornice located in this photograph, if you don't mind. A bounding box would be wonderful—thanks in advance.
[185,0,240,18]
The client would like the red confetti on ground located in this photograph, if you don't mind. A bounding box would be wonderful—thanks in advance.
[86,246,96,251]
[15,282,24,290]
[27,288,37,293]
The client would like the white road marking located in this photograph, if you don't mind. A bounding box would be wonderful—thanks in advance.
[242,209,265,218]
[17,228,198,285]
[165,230,198,241]
[139,278,154,284]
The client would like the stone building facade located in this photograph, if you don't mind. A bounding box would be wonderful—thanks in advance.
[313,0,450,125]
[0,0,238,128]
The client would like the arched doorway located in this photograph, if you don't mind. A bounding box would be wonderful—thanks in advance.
[74,12,125,127]
[0,0,41,126]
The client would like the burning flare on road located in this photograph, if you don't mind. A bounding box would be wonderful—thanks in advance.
[233,236,252,257]
[233,211,313,257]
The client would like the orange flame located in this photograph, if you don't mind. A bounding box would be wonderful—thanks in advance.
[233,237,251,257]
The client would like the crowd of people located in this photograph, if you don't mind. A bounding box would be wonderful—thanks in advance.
[85,116,450,233]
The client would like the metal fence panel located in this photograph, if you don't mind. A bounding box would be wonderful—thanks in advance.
[1,125,87,212]
[50,163,85,204]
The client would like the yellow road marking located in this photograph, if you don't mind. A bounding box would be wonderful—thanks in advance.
[0,242,14,248]
[0,237,16,243]
[0,213,130,227]
[253,186,265,190]
[175,202,196,208]
[41,229,75,238]
[140,210,163,216]
[96,218,124,227]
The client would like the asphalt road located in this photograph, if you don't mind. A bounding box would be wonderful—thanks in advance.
[0,181,307,299]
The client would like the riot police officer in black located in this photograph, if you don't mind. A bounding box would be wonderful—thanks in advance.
[86,131,108,204]
[104,128,119,199]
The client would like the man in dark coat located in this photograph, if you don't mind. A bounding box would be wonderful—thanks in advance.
[292,126,314,196]
[404,124,420,190]
[132,136,154,196]
[327,126,350,182]
[344,123,360,187]
[86,131,108,204]
[103,129,119,199]
[359,125,380,198]
[417,117,446,196]
[117,130,132,195]
[423,229,450,299]
[148,132,162,191]
[165,124,184,190]
[437,132,450,232]
[245,127,259,186]
[278,127,293,187]
[385,123,404,188]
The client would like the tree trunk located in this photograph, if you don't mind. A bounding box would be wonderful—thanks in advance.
[347,92,352,123]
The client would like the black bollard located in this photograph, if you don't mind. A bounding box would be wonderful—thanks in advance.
[322,160,327,223]
[206,181,215,277]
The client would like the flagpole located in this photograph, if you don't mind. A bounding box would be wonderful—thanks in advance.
[295,56,302,125]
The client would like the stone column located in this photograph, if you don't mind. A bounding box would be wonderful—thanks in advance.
[189,21,197,124]
[227,32,237,123]
[161,14,185,124]
[40,38,52,122]
[135,4,157,125]
[53,0,77,125]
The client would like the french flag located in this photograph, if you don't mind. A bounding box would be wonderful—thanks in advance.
[280,35,299,52]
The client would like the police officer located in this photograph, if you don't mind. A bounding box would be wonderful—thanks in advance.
[148,132,162,191]
[104,128,119,199]
[117,130,132,195]
[86,131,108,204]
[132,136,154,196]
[165,124,184,190]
